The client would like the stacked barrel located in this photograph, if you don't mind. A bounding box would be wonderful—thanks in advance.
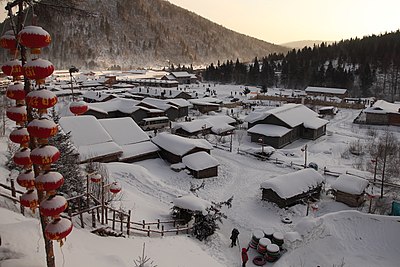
[2,25,72,246]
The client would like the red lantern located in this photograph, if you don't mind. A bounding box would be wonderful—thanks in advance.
[20,189,38,211]
[2,59,23,79]
[23,58,54,85]
[70,101,88,115]
[30,145,60,166]
[26,89,57,113]
[13,148,31,167]
[90,173,102,183]
[9,127,30,147]
[18,26,51,55]
[6,105,27,124]
[45,218,73,245]
[40,195,67,217]
[0,30,17,53]
[35,171,64,192]
[6,82,25,101]
[27,118,58,140]
[109,182,121,194]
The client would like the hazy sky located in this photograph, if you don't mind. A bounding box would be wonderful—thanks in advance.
[167,0,400,44]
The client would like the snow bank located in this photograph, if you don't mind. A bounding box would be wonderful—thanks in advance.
[173,194,212,214]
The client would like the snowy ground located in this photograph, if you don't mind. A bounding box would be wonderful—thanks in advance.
[1,83,400,267]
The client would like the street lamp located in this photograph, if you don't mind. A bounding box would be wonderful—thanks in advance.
[301,144,308,168]
[69,66,79,101]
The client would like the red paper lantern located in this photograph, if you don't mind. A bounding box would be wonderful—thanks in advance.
[9,127,30,147]
[30,145,60,166]
[6,82,25,101]
[40,195,68,217]
[23,58,54,84]
[109,182,121,194]
[6,105,27,123]
[70,101,88,115]
[45,218,73,245]
[20,189,38,211]
[27,118,58,139]
[0,30,17,52]
[90,173,102,183]
[2,59,23,78]
[18,26,51,54]
[35,171,64,192]
[13,148,31,167]
[16,169,35,189]
[26,89,57,113]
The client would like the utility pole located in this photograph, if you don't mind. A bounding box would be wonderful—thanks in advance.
[5,1,55,266]
[380,132,389,198]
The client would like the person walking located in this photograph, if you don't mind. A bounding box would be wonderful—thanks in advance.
[241,247,248,267]
[230,228,239,247]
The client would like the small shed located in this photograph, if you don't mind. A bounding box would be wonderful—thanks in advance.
[172,194,212,223]
[331,174,369,207]
[182,152,219,178]
[260,169,324,208]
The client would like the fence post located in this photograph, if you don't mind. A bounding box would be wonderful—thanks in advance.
[142,220,145,229]
[176,224,179,235]
[105,206,108,224]
[78,197,84,228]
[20,204,24,216]
[112,210,116,230]
[173,220,176,227]
[161,225,164,237]
[120,212,123,232]
[10,179,16,202]
[157,219,160,229]
[147,225,150,237]
[92,210,96,228]
[127,210,131,236]
[186,224,189,234]
[96,207,100,221]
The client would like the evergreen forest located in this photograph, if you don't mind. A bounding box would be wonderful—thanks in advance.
[203,31,400,100]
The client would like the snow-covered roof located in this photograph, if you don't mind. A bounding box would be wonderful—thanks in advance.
[189,99,220,106]
[174,116,235,134]
[82,90,115,101]
[88,98,141,114]
[331,174,369,195]
[245,104,328,129]
[167,98,192,108]
[173,120,213,133]
[364,100,400,114]
[173,194,212,214]
[140,97,177,111]
[99,117,149,145]
[305,86,347,95]
[59,115,112,147]
[119,141,160,160]
[203,115,236,125]
[248,124,291,137]
[151,133,213,156]
[171,71,192,78]
[260,169,324,199]
[182,151,219,171]
[78,142,122,162]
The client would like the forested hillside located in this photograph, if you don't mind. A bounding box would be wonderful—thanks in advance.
[0,0,288,69]
[204,31,400,100]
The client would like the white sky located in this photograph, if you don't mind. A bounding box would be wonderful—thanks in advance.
[167,0,400,44]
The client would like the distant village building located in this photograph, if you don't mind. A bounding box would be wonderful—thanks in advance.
[260,169,324,208]
[305,86,348,98]
[162,71,198,84]
[330,174,369,207]
[189,97,223,114]
[245,104,328,148]
[362,100,400,126]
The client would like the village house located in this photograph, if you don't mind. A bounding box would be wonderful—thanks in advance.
[189,97,223,114]
[362,100,400,126]
[138,97,180,121]
[162,71,198,84]
[305,86,348,99]
[173,115,235,137]
[245,104,328,149]
[260,169,324,208]
[182,151,219,178]
[151,132,213,164]
[330,174,369,207]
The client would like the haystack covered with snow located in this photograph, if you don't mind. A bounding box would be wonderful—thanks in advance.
[151,133,213,163]
[182,151,219,178]
[331,174,369,207]
[260,168,324,208]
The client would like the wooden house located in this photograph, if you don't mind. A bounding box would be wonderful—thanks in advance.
[260,169,324,208]
[182,152,219,178]
[363,100,400,126]
[138,97,180,121]
[246,104,328,148]
[330,174,369,207]
[151,133,213,164]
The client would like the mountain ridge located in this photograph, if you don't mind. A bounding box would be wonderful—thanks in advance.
[2,0,289,70]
